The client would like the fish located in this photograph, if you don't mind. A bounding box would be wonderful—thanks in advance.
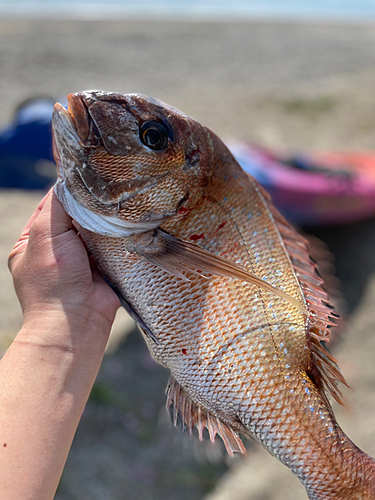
[52,90,375,499]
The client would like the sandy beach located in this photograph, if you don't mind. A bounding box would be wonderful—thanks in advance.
[1,18,375,500]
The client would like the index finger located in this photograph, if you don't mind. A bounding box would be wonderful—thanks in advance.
[22,188,53,235]
[8,189,54,268]
[32,189,74,239]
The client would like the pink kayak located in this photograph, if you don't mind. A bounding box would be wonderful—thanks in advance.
[228,141,375,226]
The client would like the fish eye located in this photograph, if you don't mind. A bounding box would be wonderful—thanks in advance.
[140,121,168,150]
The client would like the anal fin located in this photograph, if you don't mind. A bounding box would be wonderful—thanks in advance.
[166,377,246,456]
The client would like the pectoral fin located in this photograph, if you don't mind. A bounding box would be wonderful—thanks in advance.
[127,230,307,315]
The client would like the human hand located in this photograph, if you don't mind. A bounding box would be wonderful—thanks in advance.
[8,189,120,349]
[0,189,121,500]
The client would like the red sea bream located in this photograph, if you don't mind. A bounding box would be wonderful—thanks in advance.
[52,90,375,499]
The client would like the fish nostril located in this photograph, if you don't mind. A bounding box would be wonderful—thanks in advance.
[67,94,90,142]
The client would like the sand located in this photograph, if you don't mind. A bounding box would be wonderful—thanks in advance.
[1,18,375,500]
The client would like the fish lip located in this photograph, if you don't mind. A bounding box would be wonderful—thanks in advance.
[52,102,83,178]
[52,102,81,144]
[52,128,61,172]
[68,93,105,145]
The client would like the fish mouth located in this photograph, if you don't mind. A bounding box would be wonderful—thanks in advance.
[52,102,81,144]
[67,93,93,142]
[52,94,100,147]
[52,102,83,177]
[52,96,172,214]
[52,94,102,179]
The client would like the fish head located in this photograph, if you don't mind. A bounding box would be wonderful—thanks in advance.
[52,90,213,236]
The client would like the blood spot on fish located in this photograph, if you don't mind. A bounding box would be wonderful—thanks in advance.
[181,348,187,355]
[215,221,227,232]
[3,443,6,447]
[184,147,201,170]
[190,234,205,241]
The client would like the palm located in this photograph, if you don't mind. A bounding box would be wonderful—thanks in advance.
[9,191,120,326]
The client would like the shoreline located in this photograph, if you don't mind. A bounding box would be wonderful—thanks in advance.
[1,14,375,24]
[1,18,375,151]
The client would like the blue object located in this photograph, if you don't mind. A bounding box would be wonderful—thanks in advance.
[0,97,58,189]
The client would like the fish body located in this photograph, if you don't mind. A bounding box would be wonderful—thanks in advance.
[52,91,375,499]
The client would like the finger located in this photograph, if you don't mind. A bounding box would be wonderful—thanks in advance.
[15,188,53,244]
[8,237,28,268]
[24,188,54,233]
[8,189,54,269]
[32,190,74,239]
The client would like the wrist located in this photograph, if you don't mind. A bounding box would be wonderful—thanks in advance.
[0,309,111,500]
[18,305,113,356]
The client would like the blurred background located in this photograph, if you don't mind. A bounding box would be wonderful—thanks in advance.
[1,1,375,499]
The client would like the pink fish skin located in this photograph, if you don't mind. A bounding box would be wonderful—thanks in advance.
[52,90,375,499]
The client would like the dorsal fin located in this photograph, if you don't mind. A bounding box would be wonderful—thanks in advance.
[166,377,246,456]
[267,203,349,405]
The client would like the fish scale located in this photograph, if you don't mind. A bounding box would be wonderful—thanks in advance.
[53,90,375,499]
